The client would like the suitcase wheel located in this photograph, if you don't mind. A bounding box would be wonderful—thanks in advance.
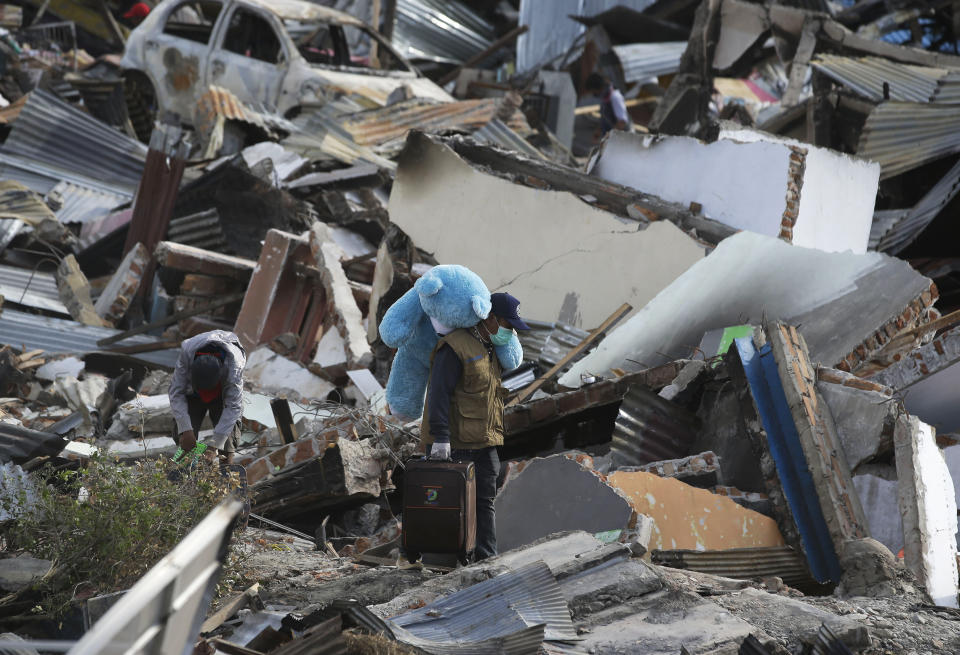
[407,551,420,564]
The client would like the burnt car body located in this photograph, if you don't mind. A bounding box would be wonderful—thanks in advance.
[120,0,451,139]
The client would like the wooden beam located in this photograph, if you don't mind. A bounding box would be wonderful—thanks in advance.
[437,25,529,87]
[96,293,244,347]
[507,303,632,406]
[200,583,261,635]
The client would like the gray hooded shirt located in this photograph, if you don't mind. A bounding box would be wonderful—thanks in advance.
[168,330,246,448]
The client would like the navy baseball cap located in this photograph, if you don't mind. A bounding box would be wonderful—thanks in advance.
[490,292,531,331]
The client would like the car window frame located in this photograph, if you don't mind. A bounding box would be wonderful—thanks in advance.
[159,0,225,45]
[212,2,292,67]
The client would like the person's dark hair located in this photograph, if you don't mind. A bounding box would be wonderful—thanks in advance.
[585,73,607,93]
[191,354,223,391]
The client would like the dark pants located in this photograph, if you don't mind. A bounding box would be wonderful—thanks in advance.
[173,394,239,455]
[452,446,500,560]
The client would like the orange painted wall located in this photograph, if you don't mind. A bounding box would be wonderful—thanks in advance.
[607,470,785,552]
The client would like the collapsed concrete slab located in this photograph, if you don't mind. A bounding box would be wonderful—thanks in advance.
[562,231,935,385]
[95,243,149,325]
[234,230,326,364]
[245,346,335,404]
[105,395,174,440]
[154,241,256,281]
[817,376,896,471]
[494,455,636,552]
[577,587,772,655]
[894,417,959,607]
[589,130,879,253]
[56,255,109,327]
[309,223,372,369]
[714,587,871,648]
[873,324,960,436]
[728,326,868,583]
[606,469,785,551]
[853,473,904,559]
[767,324,870,550]
[388,132,708,328]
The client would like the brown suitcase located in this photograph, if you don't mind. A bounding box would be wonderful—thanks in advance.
[402,458,476,563]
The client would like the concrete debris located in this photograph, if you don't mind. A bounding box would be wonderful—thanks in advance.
[104,395,174,440]
[494,454,637,552]
[894,416,960,607]
[55,255,109,328]
[309,223,373,369]
[34,356,84,382]
[589,129,880,254]
[0,556,51,593]
[94,242,149,325]
[389,131,707,328]
[562,231,936,383]
[1,0,960,647]
[245,347,336,405]
[607,469,785,552]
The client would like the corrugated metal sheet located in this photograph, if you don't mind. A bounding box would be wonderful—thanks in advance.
[517,320,590,370]
[612,42,687,83]
[517,0,656,72]
[871,157,960,253]
[610,383,700,467]
[388,560,578,654]
[0,89,147,191]
[0,265,69,314]
[393,0,494,64]
[341,98,533,148]
[473,119,545,160]
[0,180,57,225]
[652,546,816,590]
[0,151,134,198]
[48,179,126,225]
[0,309,179,368]
[0,219,21,251]
[167,208,228,251]
[857,101,960,179]
[285,104,398,171]
[811,54,960,103]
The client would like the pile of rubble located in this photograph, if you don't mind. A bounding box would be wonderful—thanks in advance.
[2,0,960,652]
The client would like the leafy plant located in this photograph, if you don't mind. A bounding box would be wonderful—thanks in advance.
[1,455,249,616]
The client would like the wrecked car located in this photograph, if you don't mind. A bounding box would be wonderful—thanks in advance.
[119,0,452,141]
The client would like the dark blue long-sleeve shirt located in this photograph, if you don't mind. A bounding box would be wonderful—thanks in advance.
[427,344,462,444]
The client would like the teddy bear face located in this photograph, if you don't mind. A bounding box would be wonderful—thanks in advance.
[414,265,492,329]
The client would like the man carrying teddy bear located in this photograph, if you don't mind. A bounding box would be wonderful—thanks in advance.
[421,292,531,561]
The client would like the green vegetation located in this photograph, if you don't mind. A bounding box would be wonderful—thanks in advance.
[1,456,247,616]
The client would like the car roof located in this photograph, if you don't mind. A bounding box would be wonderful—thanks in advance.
[240,0,365,26]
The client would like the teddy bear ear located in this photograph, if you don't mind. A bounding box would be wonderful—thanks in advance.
[415,274,443,297]
[471,295,491,320]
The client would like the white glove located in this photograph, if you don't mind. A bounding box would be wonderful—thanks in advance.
[429,442,451,460]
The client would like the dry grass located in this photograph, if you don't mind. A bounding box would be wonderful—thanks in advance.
[343,631,420,655]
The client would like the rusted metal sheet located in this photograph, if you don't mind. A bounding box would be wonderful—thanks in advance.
[124,125,188,258]
[652,546,816,590]
[341,98,533,147]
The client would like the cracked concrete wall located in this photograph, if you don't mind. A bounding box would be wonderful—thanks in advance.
[561,231,933,385]
[895,417,959,607]
[588,130,878,254]
[388,134,706,328]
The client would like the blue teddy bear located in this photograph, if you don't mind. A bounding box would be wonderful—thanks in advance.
[379,265,523,419]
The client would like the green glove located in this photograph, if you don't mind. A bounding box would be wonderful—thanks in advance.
[172,442,208,467]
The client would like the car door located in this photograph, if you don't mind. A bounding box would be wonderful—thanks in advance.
[205,3,289,113]
[141,0,225,121]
